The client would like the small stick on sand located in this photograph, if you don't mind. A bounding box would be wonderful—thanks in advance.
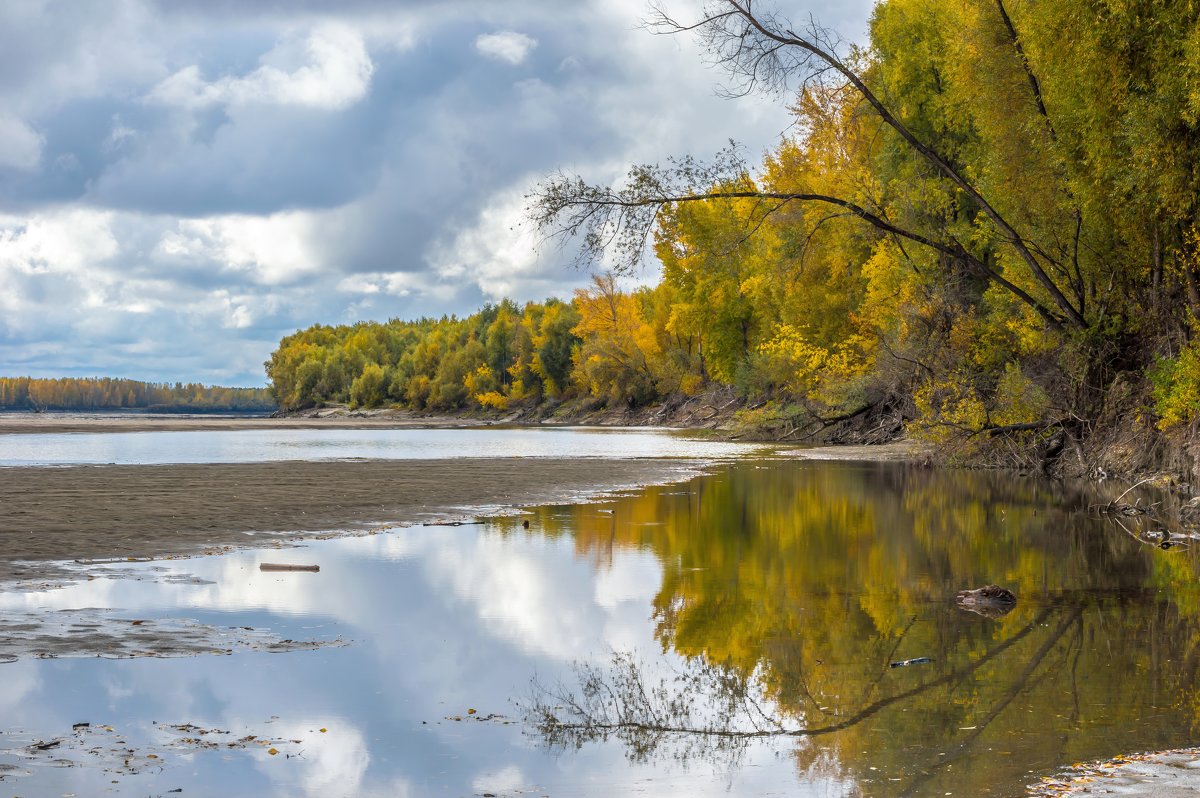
[259,563,320,572]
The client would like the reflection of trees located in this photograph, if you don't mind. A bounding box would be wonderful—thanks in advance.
[501,461,1200,795]
[525,606,1080,783]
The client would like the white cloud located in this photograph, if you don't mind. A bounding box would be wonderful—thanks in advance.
[162,212,322,286]
[0,209,118,275]
[336,272,421,297]
[429,186,546,299]
[149,23,373,110]
[0,114,43,170]
[474,30,538,65]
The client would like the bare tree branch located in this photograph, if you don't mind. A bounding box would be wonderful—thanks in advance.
[527,149,1067,327]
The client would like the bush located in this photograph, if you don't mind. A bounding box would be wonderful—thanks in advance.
[1150,343,1200,429]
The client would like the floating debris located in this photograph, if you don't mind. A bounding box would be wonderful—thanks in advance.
[889,657,932,668]
[955,585,1017,618]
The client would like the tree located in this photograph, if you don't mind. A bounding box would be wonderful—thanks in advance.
[528,0,1089,330]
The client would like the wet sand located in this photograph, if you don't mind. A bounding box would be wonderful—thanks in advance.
[0,457,704,583]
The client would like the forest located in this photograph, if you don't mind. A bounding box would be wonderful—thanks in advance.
[0,377,275,412]
[267,0,1200,464]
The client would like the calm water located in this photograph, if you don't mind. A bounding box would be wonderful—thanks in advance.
[2,456,1197,796]
[0,426,762,466]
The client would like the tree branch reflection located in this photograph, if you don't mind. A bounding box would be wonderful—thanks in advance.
[523,606,1057,767]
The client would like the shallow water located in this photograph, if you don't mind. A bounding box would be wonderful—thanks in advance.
[0,426,762,466]
[3,459,1198,797]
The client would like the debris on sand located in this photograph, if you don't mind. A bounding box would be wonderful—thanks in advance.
[0,609,344,661]
[1027,748,1200,796]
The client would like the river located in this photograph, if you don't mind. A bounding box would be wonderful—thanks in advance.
[0,427,1194,797]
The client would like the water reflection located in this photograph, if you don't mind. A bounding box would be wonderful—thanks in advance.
[507,461,1200,796]
[1,460,1197,797]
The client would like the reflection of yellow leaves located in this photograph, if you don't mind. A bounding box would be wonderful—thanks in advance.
[268,747,279,756]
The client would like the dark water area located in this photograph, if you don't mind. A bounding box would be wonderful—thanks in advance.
[1,459,1196,796]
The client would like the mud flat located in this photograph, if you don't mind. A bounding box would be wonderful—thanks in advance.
[0,457,706,584]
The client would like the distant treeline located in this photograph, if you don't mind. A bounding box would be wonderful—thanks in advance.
[267,296,589,412]
[266,272,804,414]
[0,377,275,412]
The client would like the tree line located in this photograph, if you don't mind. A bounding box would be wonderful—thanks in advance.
[270,0,1200,446]
[0,377,274,412]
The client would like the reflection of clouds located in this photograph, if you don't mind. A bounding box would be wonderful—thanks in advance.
[594,552,661,654]
[0,660,40,713]
[472,763,528,794]
[417,532,663,661]
[0,524,666,666]
[247,718,371,798]
[423,535,596,659]
[0,524,853,796]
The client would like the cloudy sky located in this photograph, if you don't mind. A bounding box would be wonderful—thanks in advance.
[0,0,874,387]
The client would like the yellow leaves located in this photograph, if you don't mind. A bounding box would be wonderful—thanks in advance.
[761,324,832,377]
[760,324,872,405]
[1150,338,1200,430]
[992,363,1050,427]
[912,376,989,442]
[680,374,706,396]
[474,391,509,411]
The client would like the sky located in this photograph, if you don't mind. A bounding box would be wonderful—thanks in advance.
[0,0,875,387]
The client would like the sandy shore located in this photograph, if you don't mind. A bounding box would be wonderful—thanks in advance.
[0,457,704,584]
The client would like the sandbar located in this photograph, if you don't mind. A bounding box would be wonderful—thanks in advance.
[0,457,704,584]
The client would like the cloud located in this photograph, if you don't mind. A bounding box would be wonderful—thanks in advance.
[149,23,373,110]
[0,115,43,170]
[474,30,537,65]
[336,271,422,297]
[429,184,548,300]
[159,212,323,286]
